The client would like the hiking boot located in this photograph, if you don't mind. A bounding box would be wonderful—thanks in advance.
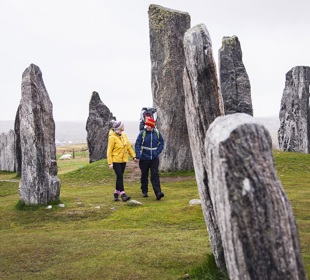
[114,193,120,202]
[156,192,164,200]
[142,193,148,198]
[121,193,131,202]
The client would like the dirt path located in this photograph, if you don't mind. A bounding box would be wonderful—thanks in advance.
[125,160,195,183]
[125,160,141,183]
[0,161,195,184]
[0,179,19,182]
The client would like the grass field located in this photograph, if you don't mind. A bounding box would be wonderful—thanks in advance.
[0,149,309,279]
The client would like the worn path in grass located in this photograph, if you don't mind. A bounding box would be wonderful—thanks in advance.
[125,160,195,184]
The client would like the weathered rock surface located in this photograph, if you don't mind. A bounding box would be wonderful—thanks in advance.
[278,66,310,153]
[14,105,22,175]
[183,23,225,270]
[17,64,60,205]
[219,36,253,116]
[86,91,115,163]
[0,129,16,172]
[206,113,306,280]
[148,4,193,171]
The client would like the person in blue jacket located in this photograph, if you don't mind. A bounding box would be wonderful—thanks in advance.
[135,117,165,200]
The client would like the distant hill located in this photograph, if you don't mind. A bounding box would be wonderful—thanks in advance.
[0,117,279,147]
[0,120,140,145]
[255,116,279,149]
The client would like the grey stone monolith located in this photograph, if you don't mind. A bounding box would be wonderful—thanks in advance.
[0,130,16,172]
[148,4,193,171]
[14,105,21,175]
[183,23,225,270]
[17,64,60,205]
[219,36,253,116]
[278,66,310,153]
[206,113,306,280]
[86,91,115,163]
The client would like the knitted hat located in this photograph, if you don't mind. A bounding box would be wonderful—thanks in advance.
[145,118,155,128]
[113,121,124,132]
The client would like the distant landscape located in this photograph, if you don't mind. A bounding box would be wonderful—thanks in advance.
[0,116,279,147]
[0,120,141,145]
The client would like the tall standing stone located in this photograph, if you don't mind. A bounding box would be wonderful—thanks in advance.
[149,4,192,171]
[219,36,253,116]
[0,130,16,172]
[14,105,22,176]
[86,91,115,163]
[17,64,60,205]
[206,113,306,280]
[183,23,225,270]
[278,66,310,153]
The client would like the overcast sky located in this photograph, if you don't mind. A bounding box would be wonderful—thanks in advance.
[1,0,309,123]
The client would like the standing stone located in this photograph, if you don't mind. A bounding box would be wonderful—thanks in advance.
[149,4,192,171]
[86,91,115,163]
[278,66,310,153]
[17,64,60,205]
[14,105,22,175]
[219,36,253,116]
[206,113,306,280]
[183,23,225,270]
[0,130,16,172]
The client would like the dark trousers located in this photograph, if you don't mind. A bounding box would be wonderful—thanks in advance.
[139,158,161,195]
[113,162,126,192]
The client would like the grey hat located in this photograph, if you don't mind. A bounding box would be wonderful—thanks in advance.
[113,121,124,132]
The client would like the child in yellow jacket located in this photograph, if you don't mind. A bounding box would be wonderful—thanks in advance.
[107,121,136,202]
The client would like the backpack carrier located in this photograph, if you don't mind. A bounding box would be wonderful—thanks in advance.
[139,107,158,130]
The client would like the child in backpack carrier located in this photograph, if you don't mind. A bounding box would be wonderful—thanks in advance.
[139,107,157,131]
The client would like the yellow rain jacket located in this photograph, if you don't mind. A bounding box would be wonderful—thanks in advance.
[107,129,136,164]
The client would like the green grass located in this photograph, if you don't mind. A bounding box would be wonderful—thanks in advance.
[0,150,309,279]
[57,157,89,174]
[273,150,310,274]
[189,254,229,280]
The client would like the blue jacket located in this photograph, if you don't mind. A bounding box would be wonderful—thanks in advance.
[135,128,164,160]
